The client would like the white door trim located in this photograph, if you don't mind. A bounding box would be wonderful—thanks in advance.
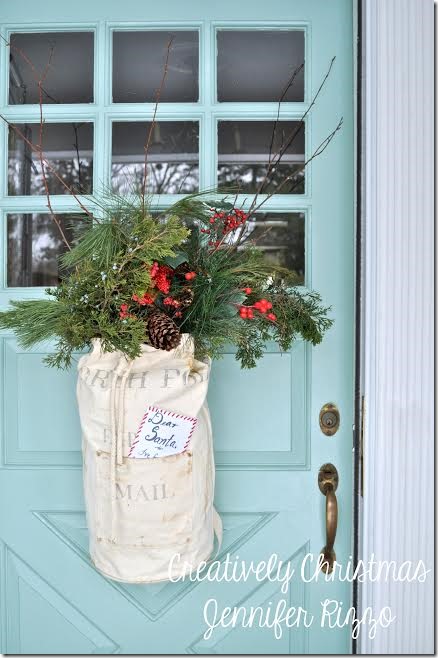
[360,0,434,653]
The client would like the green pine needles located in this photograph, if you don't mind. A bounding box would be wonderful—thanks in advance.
[0,193,333,369]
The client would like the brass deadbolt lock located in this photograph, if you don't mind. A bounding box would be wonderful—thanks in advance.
[319,403,340,436]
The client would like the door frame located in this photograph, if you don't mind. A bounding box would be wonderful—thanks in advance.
[358,0,434,653]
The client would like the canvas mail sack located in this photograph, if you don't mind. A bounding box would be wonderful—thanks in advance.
[77,336,222,583]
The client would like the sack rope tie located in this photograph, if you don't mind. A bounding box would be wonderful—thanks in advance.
[109,355,133,542]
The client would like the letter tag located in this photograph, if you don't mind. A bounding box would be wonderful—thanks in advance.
[128,405,197,459]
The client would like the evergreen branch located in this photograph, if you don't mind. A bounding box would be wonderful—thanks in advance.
[0,300,66,349]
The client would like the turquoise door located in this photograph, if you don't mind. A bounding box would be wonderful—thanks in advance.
[0,0,354,653]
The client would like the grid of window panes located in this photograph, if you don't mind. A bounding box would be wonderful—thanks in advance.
[4,27,306,288]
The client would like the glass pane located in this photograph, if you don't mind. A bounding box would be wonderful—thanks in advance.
[217,30,304,102]
[113,31,199,102]
[218,120,305,194]
[238,212,305,283]
[7,213,85,287]
[9,32,94,104]
[112,121,199,194]
[8,122,94,196]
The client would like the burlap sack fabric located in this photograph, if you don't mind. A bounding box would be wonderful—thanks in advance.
[77,336,221,583]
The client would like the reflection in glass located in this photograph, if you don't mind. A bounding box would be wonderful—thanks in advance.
[238,212,305,283]
[217,30,305,102]
[8,123,94,196]
[218,121,305,194]
[113,31,199,103]
[9,32,94,104]
[112,121,199,194]
[7,213,85,287]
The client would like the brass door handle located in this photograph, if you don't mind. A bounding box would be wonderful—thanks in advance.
[318,464,339,573]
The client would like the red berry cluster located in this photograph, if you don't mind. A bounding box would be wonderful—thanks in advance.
[120,262,198,323]
[132,292,154,306]
[239,306,254,320]
[238,293,277,322]
[119,303,129,319]
[150,262,173,294]
[119,303,135,319]
[222,208,248,234]
[163,296,180,308]
[254,299,273,313]
[201,208,248,237]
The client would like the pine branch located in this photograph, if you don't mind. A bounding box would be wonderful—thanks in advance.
[0,299,66,348]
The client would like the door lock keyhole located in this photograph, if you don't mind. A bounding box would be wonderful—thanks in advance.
[319,403,340,436]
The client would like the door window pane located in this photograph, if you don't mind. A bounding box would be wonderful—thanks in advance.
[112,121,199,194]
[9,32,94,104]
[238,212,305,283]
[7,213,85,287]
[218,120,305,194]
[8,123,94,195]
[217,30,304,102]
[113,31,199,103]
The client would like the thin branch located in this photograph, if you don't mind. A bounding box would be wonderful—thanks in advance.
[2,117,95,219]
[2,34,60,104]
[247,56,336,216]
[35,46,72,250]
[238,219,274,250]
[250,117,343,215]
[225,117,342,255]
[141,37,174,216]
[4,36,69,243]
[1,35,95,247]
[267,62,304,165]
[269,57,336,172]
[72,123,84,193]
[176,165,195,194]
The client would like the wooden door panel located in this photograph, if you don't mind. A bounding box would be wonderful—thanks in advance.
[209,343,309,468]
[2,338,82,467]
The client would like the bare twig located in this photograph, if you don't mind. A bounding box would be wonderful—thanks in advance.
[269,57,335,172]
[267,62,305,166]
[2,34,61,104]
[72,123,84,193]
[3,117,95,220]
[3,36,73,246]
[1,35,96,248]
[141,37,174,215]
[35,46,72,250]
[247,57,336,216]
[224,116,342,256]
[250,117,343,215]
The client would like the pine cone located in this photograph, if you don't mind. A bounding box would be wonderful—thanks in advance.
[173,262,191,281]
[175,286,194,309]
[147,311,181,351]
